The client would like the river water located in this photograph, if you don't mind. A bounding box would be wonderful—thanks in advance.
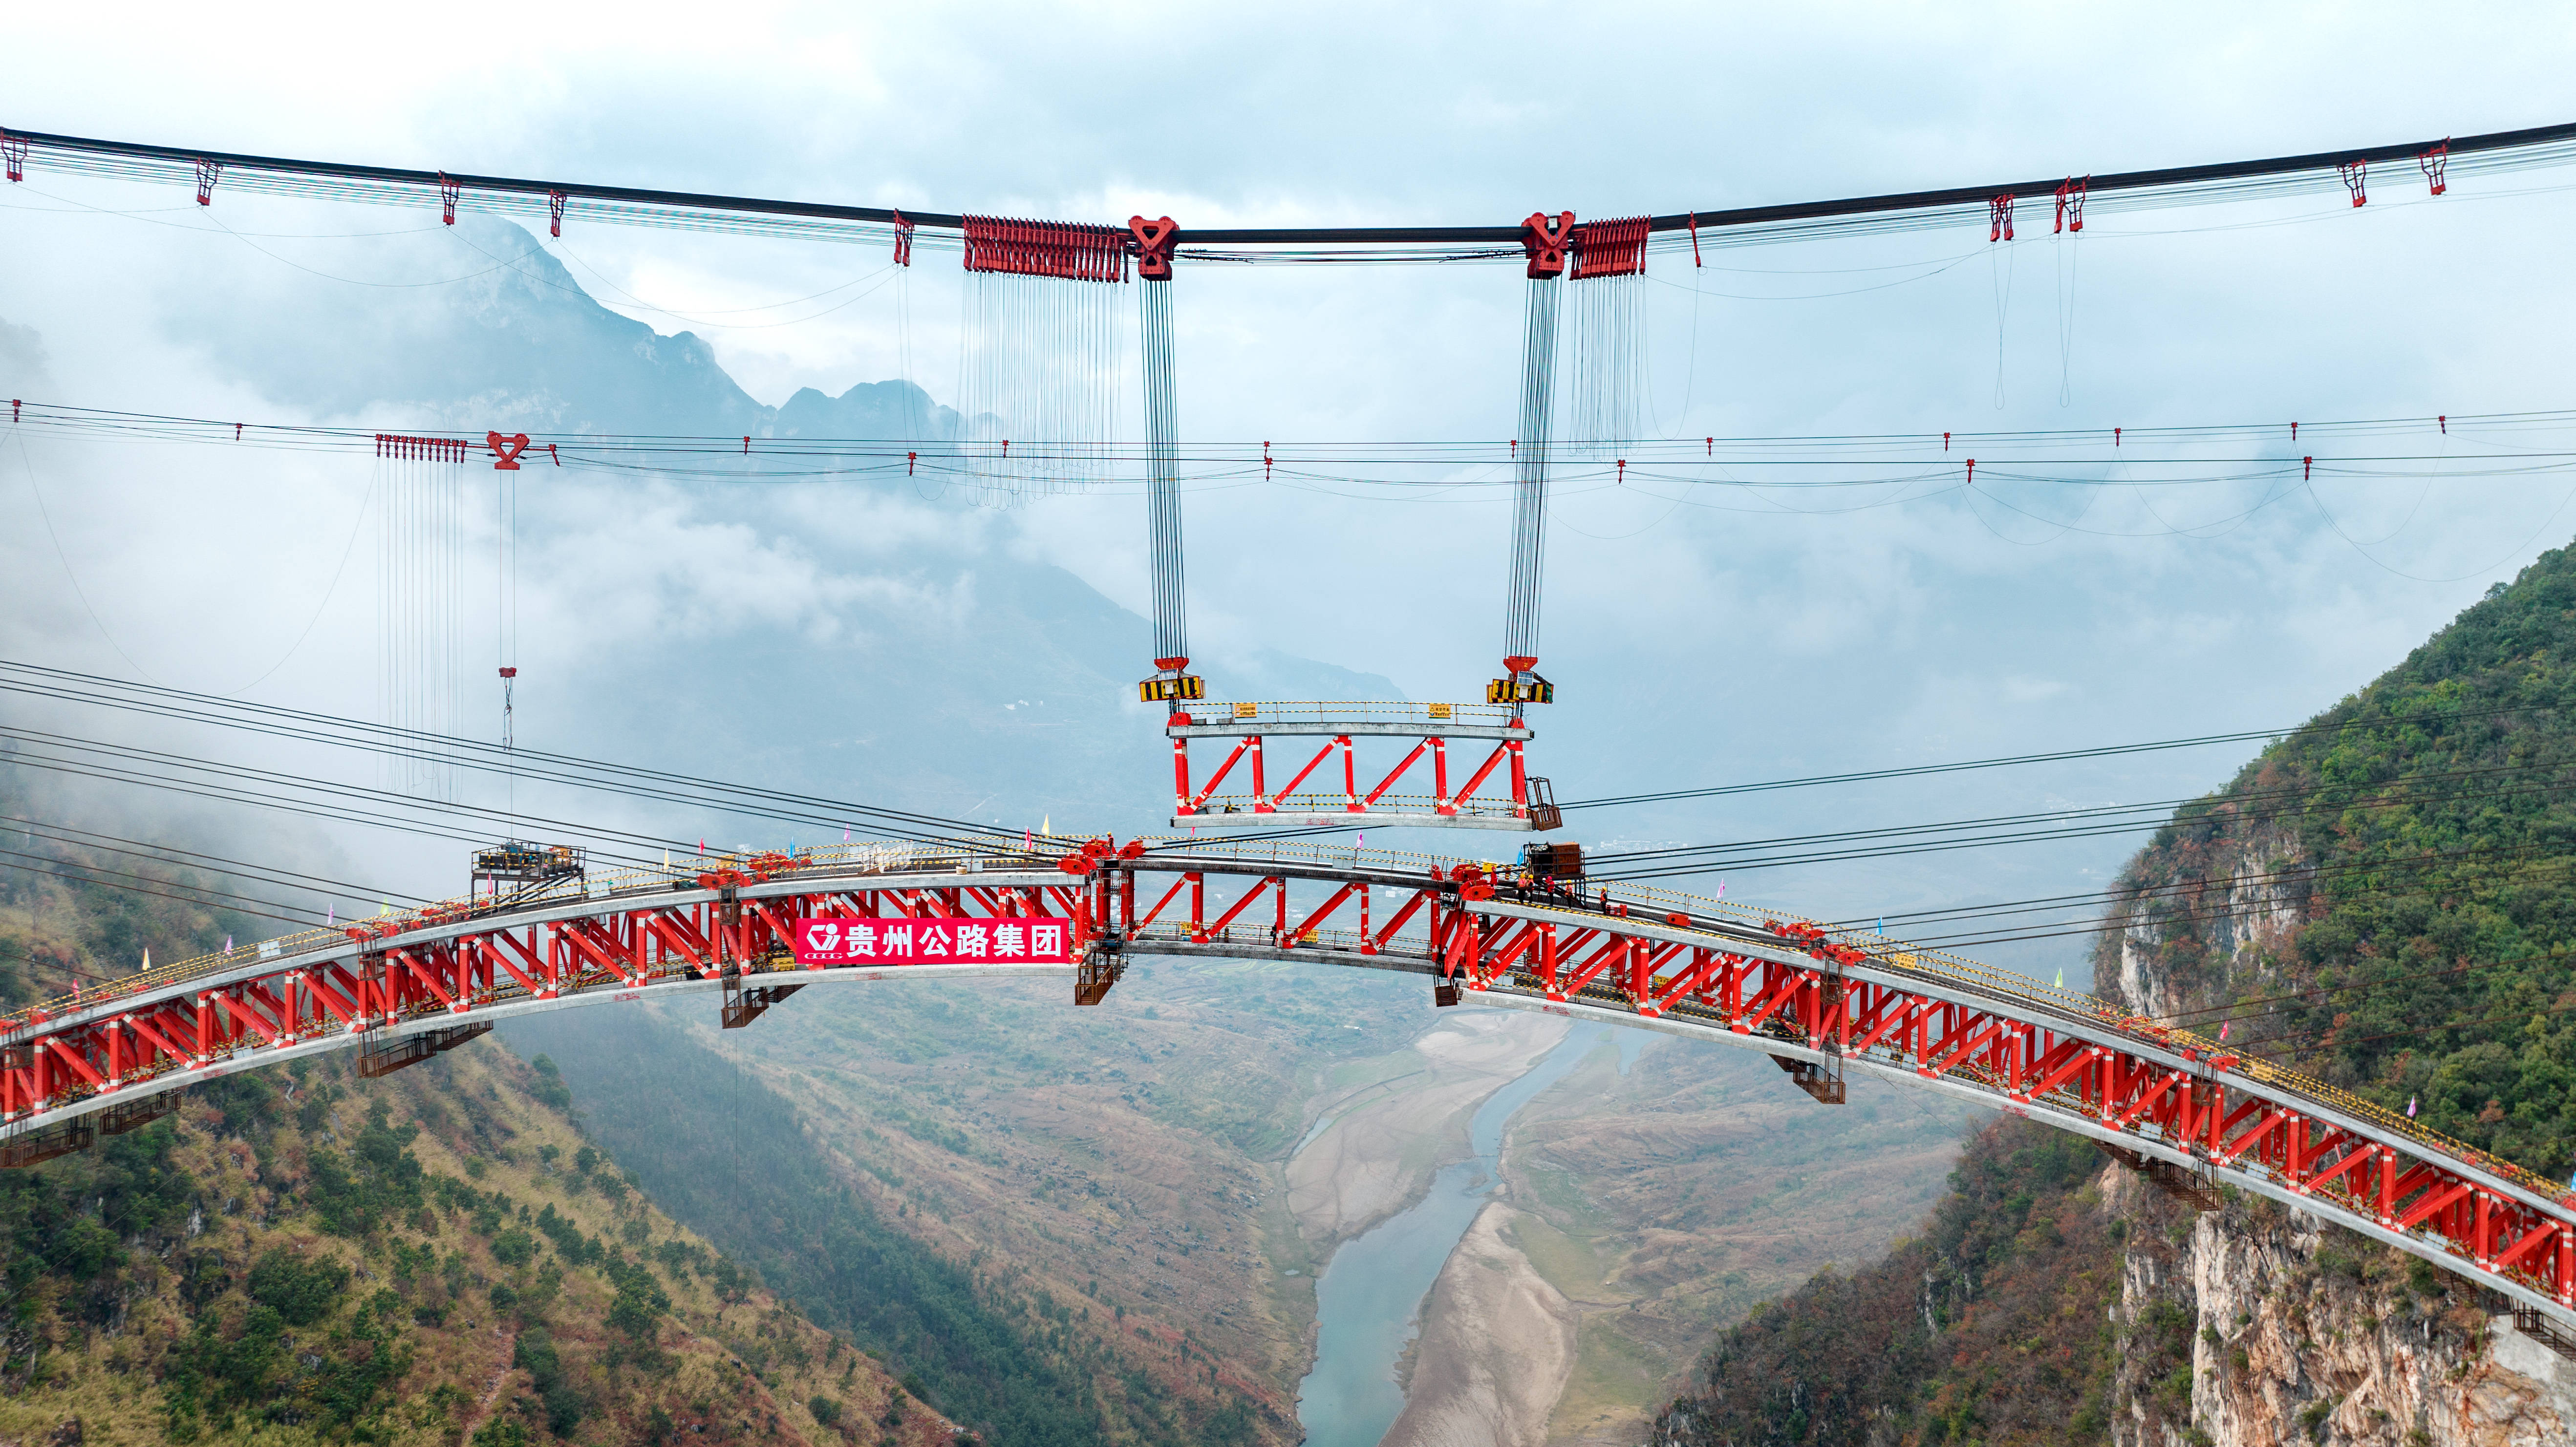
[1293,1022,1631,1446]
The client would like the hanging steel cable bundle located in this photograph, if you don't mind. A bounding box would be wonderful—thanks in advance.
[371,433,469,800]
[1135,227,1199,704]
[955,216,1129,503]
[1564,215,1651,460]
[1495,213,1568,706]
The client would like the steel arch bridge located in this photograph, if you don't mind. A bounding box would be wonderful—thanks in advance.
[5,836,2573,1326]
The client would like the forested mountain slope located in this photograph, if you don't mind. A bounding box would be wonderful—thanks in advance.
[1656,544,2576,1446]
[1649,1116,2125,1446]
[0,813,949,1447]
[2100,546,2576,1171]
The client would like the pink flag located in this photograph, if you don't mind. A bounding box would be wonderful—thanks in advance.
[2219,1021,2230,1042]
[2408,1096,2419,1118]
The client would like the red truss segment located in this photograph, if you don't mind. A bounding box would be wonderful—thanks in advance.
[2,843,2572,1326]
[962,215,1131,282]
[1163,702,1560,831]
[1569,215,1649,278]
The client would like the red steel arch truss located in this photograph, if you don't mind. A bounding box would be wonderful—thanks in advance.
[2,840,2570,1323]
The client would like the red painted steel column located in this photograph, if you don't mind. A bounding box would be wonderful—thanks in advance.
[2378,1149,2397,1227]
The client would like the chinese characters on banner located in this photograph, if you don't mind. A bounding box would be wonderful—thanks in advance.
[791,917,1074,966]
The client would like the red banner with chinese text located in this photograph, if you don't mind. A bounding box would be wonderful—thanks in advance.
[791,917,1073,966]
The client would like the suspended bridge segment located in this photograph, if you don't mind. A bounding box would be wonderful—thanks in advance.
[1,837,2570,1326]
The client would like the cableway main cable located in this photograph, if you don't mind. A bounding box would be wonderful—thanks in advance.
[8,119,2572,259]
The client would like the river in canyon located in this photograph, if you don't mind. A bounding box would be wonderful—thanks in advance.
[1294,1021,1643,1446]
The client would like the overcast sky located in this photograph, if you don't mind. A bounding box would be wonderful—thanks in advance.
[6,4,2576,978]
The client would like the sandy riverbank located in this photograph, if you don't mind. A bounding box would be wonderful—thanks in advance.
[1286,1011,1568,1248]
[1379,1200,1578,1447]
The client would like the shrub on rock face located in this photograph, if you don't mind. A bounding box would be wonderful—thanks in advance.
[246,1247,349,1326]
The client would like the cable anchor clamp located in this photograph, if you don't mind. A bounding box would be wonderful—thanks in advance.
[486,432,531,471]
[1129,215,1178,280]
[2420,139,2449,196]
[1522,211,1574,279]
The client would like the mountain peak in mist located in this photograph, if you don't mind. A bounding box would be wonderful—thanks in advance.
[164,217,955,442]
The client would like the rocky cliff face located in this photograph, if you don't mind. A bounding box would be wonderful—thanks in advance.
[2098,799,2576,1445]
[2098,1084,2576,1447]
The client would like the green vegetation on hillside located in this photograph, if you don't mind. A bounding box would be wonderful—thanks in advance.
[1653,1117,2118,1447]
[0,803,950,1445]
[2104,542,2576,1176]
[508,1008,1220,1447]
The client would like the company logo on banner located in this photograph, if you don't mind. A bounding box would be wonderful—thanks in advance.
[791,917,1073,966]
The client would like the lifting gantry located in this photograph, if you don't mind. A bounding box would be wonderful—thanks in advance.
[1134,211,1584,833]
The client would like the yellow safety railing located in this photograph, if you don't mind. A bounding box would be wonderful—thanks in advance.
[1180,700,1524,728]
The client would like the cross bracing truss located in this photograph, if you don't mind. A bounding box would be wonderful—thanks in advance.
[1164,701,1561,830]
[3,837,2570,1325]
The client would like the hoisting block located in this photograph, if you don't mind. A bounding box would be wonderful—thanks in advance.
[1769,1054,1846,1105]
[1076,948,1125,1006]
[720,970,805,1029]
[357,1021,493,1077]
[2092,1140,2223,1212]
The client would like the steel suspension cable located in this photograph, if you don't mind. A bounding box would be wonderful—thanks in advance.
[1502,276,1559,681]
[8,119,2574,258]
[0,659,1020,847]
[1139,275,1189,675]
